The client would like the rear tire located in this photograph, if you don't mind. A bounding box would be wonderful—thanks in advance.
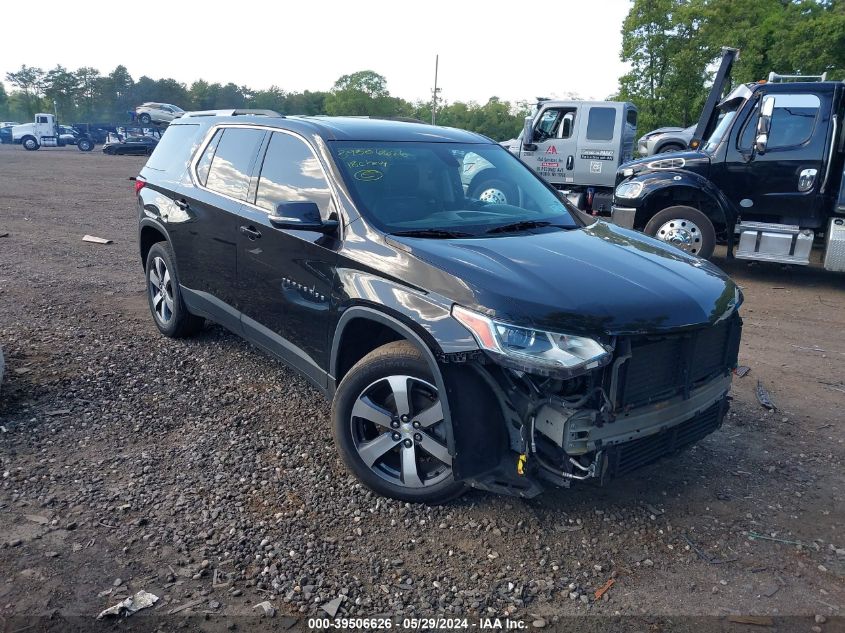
[145,241,203,338]
[77,138,94,152]
[332,341,465,504]
[139,113,152,125]
[644,205,716,259]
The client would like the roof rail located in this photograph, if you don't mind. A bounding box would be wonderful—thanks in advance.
[180,109,283,118]
[767,71,827,83]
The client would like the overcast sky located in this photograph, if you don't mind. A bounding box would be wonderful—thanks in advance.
[0,0,631,105]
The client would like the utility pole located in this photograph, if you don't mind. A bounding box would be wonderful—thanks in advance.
[431,54,441,125]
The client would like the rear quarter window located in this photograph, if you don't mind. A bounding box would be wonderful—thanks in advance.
[144,123,202,175]
[586,107,617,141]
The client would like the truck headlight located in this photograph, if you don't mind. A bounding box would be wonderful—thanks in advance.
[615,181,643,199]
[452,305,613,377]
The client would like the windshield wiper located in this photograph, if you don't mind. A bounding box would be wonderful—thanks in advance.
[485,220,557,234]
[390,228,474,239]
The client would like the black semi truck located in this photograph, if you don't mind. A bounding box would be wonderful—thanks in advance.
[611,48,845,272]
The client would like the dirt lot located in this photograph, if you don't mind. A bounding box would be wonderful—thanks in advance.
[0,144,843,631]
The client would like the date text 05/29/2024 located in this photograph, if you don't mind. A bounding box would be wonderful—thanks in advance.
[306,617,529,630]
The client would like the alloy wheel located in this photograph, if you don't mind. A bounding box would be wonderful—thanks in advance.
[148,256,174,325]
[350,375,451,489]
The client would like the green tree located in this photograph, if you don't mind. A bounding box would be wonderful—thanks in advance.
[324,70,398,116]
[617,0,712,132]
[105,65,134,118]
[5,65,45,117]
[43,65,81,120]
[0,83,8,119]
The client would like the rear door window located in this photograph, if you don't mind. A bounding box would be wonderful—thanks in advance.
[255,132,334,217]
[195,129,223,186]
[586,107,617,141]
[204,127,265,201]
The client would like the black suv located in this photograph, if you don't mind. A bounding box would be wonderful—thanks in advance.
[137,111,742,504]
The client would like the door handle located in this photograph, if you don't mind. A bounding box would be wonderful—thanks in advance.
[174,199,189,210]
[566,155,574,170]
[239,225,262,240]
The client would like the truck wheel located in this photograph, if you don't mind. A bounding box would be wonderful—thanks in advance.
[644,206,716,259]
[470,178,517,206]
[77,138,94,152]
[22,136,39,151]
[139,113,152,125]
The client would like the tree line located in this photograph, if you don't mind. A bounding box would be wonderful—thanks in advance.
[3,0,842,140]
[0,66,529,141]
[618,0,845,133]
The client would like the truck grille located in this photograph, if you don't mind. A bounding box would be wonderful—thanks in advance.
[615,314,741,410]
[607,400,725,477]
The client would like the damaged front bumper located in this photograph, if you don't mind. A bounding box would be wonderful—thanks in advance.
[451,315,741,498]
[464,369,731,497]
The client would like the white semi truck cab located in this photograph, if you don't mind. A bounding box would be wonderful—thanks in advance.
[12,114,94,151]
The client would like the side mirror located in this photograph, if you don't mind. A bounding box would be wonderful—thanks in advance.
[755,95,775,154]
[269,201,339,234]
[522,116,537,151]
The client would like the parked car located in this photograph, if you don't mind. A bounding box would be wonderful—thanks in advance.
[136,113,742,503]
[103,135,158,155]
[58,125,78,145]
[637,124,695,156]
[134,103,184,125]
[0,122,19,143]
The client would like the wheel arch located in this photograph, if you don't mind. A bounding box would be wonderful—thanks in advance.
[330,306,459,468]
[330,307,446,388]
[139,219,170,270]
[634,176,735,233]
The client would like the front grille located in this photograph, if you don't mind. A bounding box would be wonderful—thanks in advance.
[616,313,741,410]
[607,401,724,477]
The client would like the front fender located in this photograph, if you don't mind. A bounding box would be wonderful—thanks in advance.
[330,275,484,482]
[616,169,737,229]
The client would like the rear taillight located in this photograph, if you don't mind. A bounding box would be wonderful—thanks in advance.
[134,179,146,194]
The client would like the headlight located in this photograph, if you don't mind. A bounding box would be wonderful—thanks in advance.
[615,181,643,199]
[452,305,612,378]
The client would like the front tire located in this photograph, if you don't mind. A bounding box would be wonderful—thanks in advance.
[644,205,716,259]
[145,242,203,338]
[657,143,685,153]
[332,341,465,504]
[22,136,39,151]
[77,138,94,152]
[139,113,152,125]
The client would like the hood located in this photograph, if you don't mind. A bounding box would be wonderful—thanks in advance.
[618,150,711,181]
[391,221,739,337]
[640,126,684,139]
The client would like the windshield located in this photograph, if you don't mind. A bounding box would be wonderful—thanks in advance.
[330,141,577,237]
[702,102,740,153]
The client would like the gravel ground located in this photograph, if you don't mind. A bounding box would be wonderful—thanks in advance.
[0,144,844,631]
